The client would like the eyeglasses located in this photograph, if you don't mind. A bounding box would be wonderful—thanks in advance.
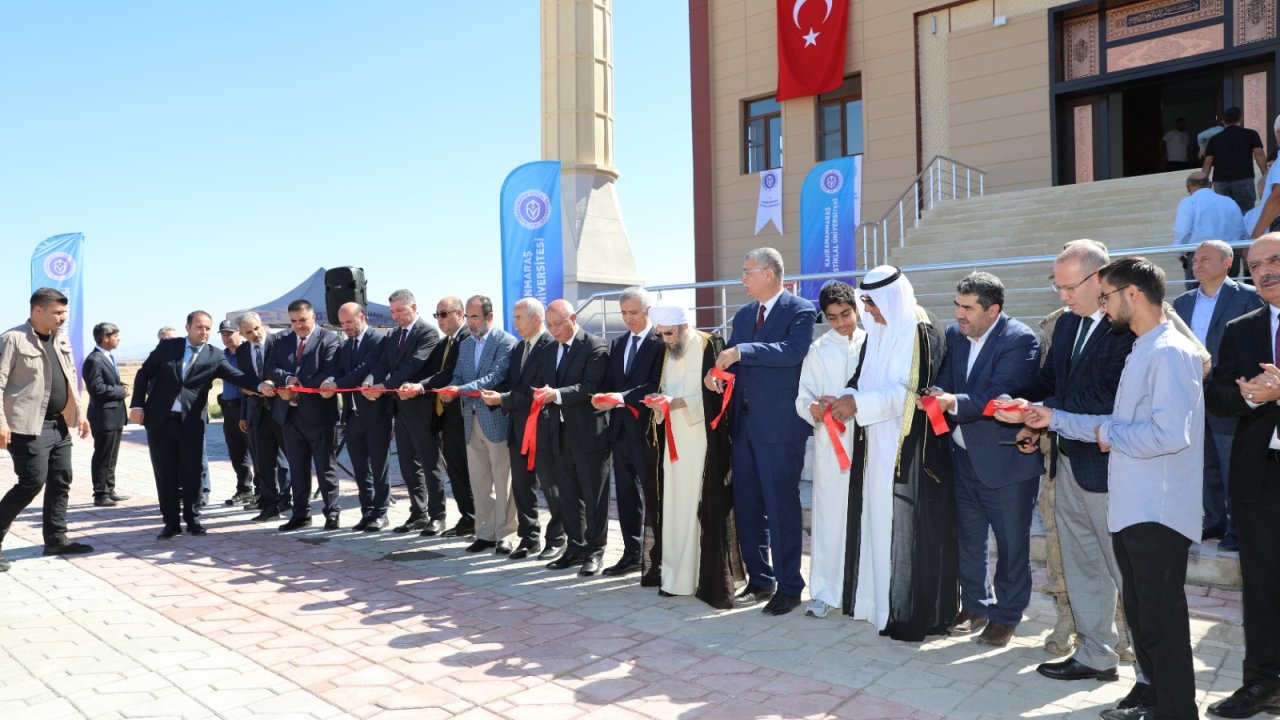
[741,267,766,278]
[432,311,456,319]
[859,295,876,308]
[1097,285,1131,306]
[1051,270,1097,294]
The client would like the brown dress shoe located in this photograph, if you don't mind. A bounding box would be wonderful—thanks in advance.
[975,621,1015,647]
[948,610,988,635]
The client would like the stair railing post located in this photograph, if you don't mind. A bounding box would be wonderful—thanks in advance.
[951,162,957,199]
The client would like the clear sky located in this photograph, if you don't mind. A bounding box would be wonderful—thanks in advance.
[0,1,694,359]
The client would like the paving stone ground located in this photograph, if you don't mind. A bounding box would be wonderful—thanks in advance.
[0,423,1249,719]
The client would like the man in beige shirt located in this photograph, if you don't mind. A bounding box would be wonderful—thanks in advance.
[0,288,92,572]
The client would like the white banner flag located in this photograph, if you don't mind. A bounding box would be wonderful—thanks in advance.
[754,168,783,235]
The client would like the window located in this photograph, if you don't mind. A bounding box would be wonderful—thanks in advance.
[744,96,782,173]
[817,76,863,161]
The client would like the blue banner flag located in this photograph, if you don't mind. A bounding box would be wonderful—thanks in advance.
[31,233,86,391]
[500,161,564,331]
[799,155,861,301]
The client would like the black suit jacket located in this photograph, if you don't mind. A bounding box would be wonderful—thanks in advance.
[235,331,285,430]
[418,328,468,433]
[1015,312,1135,492]
[370,318,440,422]
[602,330,662,443]
[534,328,610,453]
[131,338,258,435]
[1206,306,1280,503]
[83,348,127,432]
[501,331,554,448]
[334,327,389,425]
[264,326,342,427]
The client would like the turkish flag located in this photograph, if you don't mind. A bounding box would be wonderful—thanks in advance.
[776,0,850,102]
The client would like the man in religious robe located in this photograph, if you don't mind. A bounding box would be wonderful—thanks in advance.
[828,266,957,642]
[642,305,744,610]
[795,281,866,619]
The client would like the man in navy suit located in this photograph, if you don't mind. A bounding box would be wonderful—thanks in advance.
[1174,239,1265,551]
[235,312,291,521]
[321,302,391,531]
[927,272,1042,647]
[999,241,1141,693]
[705,247,815,616]
[594,287,662,577]
[83,322,129,507]
[260,299,342,532]
[130,310,261,539]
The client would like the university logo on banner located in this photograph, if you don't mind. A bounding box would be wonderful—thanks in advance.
[754,168,784,236]
[500,161,564,332]
[31,233,87,391]
[799,155,861,301]
[776,0,850,102]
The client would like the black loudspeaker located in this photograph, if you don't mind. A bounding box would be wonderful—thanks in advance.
[324,266,367,324]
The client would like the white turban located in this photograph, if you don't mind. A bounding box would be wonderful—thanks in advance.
[648,305,689,327]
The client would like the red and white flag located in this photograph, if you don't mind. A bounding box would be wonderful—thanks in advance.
[776,0,850,102]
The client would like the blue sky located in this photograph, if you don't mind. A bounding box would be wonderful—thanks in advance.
[0,1,693,359]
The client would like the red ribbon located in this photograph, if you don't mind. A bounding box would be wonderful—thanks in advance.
[273,385,399,394]
[708,367,735,430]
[521,392,547,471]
[919,395,951,436]
[650,397,679,462]
[982,399,1022,417]
[592,393,640,419]
[429,388,483,398]
[823,405,851,472]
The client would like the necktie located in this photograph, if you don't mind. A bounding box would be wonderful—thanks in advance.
[254,344,263,377]
[108,352,119,379]
[1273,320,1279,365]
[520,340,532,371]
[624,335,639,375]
[184,346,198,379]
[295,335,306,366]
[398,327,408,350]
[1070,316,1094,366]
[755,304,766,333]
[556,343,569,384]
[435,337,454,416]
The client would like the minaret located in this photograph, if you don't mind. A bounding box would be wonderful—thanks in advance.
[540,0,639,306]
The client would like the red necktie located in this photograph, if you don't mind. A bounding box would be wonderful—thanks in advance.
[295,335,305,365]
[755,304,766,332]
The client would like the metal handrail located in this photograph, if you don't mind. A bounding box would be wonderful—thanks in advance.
[854,155,987,269]
[575,240,1248,337]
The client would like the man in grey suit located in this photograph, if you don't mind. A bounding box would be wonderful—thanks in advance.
[1173,239,1265,552]
[442,295,517,553]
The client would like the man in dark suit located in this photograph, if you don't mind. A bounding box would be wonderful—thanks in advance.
[321,302,390,531]
[130,310,261,538]
[216,320,254,507]
[261,299,342,531]
[593,287,662,577]
[482,297,564,561]
[999,241,1140,694]
[1205,234,1280,719]
[399,296,474,538]
[536,299,611,575]
[705,247,815,616]
[235,311,291,521]
[926,272,1043,648]
[1174,239,1265,552]
[366,289,441,534]
[83,322,129,507]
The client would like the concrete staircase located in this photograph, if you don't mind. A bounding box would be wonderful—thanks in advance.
[886,170,1191,325]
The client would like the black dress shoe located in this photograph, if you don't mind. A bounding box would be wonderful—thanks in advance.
[494,540,513,555]
[1099,708,1151,720]
[658,589,675,597]
[761,592,802,616]
[546,552,585,570]
[1117,682,1157,711]
[1208,682,1280,718]
[187,522,207,537]
[419,519,446,537]
[1202,525,1227,541]
[734,584,774,609]
[157,525,182,540]
[224,490,253,506]
[466,539,497,553]
[364,516,388,532]
[279,516,312,532]
[251,508,280,523]
[352,516,372,532]
[109,492,130,502]
[1036,658,1118,682]
[441,522,475,538]
[509,541,540,560]
[94,496,117,507]
[602,554,641,577]
[393,518,426,534]
[323,516,340,531]
[43,541,94,556]
[538,543,566,562]
[579,556,603,576]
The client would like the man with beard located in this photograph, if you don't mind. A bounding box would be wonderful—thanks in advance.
[1026,257,1203,720]
[827,266,957,642]
[642,306,743,608]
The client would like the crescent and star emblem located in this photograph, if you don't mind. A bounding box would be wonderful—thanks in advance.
[793,0,833,47]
